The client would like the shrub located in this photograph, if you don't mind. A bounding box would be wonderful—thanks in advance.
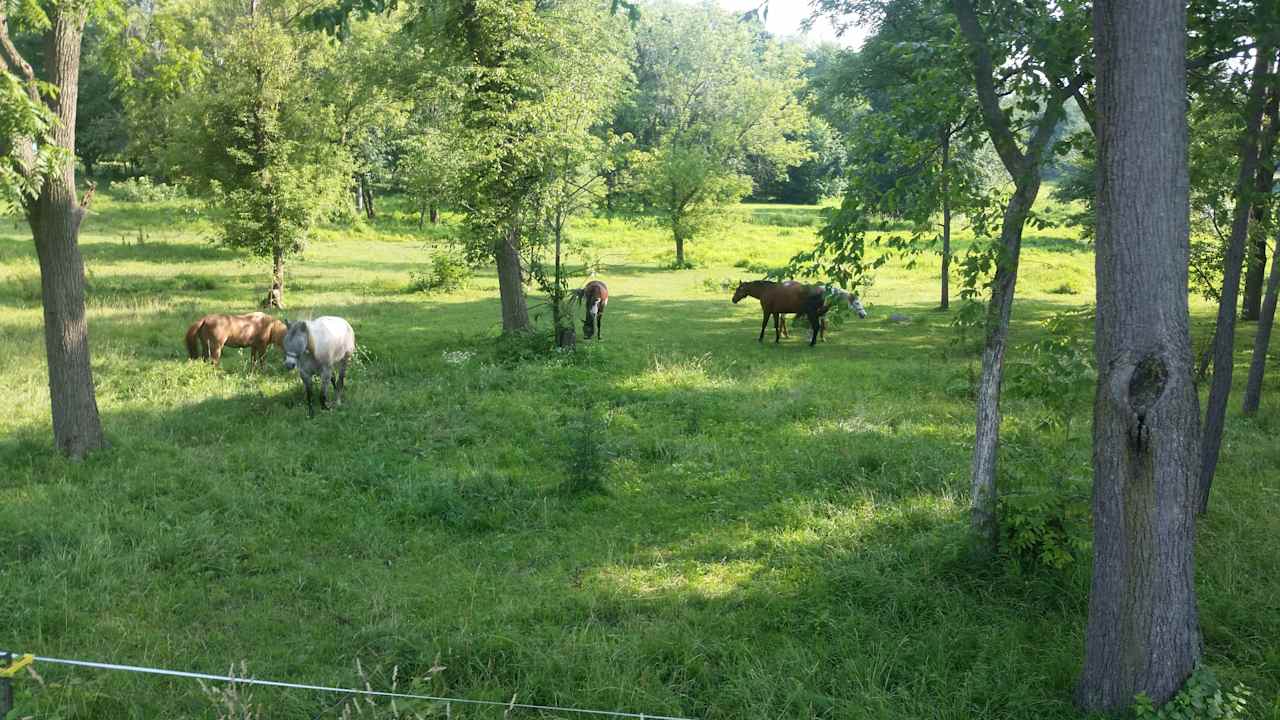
[1007,306,1096,435]
[1047,280,1078,294]
[701,277,736,293]
[407,250,470,294]
[562,407,609,495]
[998,480,1090,571]
[1132,667,1250,720]
[111,177,186,203]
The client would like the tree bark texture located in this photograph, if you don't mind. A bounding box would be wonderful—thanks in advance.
[1241,84,1279,322]
[263,245,285,309]
[362,175,375,220]
[675,233,686,268]
[1243,229,1280,415]
[1078,3,1202,712]
[969,183,1037,555]
[1198,43,1275,515]
[22,7,107,459]
[941,128,952,311]
[495,222,530,333]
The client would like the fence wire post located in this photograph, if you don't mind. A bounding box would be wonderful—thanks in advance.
[1,651,13,719]
[445,700,451,719]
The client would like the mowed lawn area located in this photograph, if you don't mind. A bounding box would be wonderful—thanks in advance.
[1,195,1278,719]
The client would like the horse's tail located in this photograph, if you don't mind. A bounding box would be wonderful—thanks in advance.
[185,319,204,359]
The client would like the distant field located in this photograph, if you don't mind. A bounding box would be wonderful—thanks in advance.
[1,194,1277,719]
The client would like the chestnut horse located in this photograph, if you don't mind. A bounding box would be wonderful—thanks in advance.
[185,312,286,367]
[732,280,825,346]
[580,280,609,340]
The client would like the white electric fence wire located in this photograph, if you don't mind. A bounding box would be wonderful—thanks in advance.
[0,650,695,720]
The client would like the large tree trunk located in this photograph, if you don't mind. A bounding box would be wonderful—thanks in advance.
[1078,3,1202,711]
[941,127,951,311]
[495,221,529,333]
[1198,44,1275,515]
[969,181,1037,556]
[1243,230,1280,415]
[1241,88,1279,322]
[674,232,686,268]
[23,7,106,459]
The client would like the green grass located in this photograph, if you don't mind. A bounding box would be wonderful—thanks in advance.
[1,193,1278,719]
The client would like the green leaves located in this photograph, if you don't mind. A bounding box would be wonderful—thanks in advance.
[172,17,351,262]
[0,71,64,210]
[624,0,811,256]
[1132,667,1251,720]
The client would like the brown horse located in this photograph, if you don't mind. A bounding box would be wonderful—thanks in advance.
[185,312,286,367]
[580,280,609,340]
[777,284,867,341]
[732,280,825,346]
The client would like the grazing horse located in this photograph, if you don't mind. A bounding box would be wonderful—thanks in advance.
[580,280,609,340]
[732,280,825,346]
[778,284,868,341]
[281,316,356,418]
[185,312,286,368]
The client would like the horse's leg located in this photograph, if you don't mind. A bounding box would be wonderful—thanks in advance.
[301,372,315,418]
[210,339,223,367]
[335,357,348,406]
[807,306,820,347]
[774,312,782,343]
[596,310,603,340]
[318,366,332,411]
[759,311,769,342]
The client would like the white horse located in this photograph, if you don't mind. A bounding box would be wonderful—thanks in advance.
[281,316,355,417]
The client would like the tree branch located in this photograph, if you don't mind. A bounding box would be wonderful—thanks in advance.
[949,0,1026,176]
[0,11,39,103]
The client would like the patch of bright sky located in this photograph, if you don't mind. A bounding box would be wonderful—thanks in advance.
[713,1,871,48]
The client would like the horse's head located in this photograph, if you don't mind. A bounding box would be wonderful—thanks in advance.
[849,294,867,319]
[732,281,750,304]
[583,299,600,339]
[282,320,309,370]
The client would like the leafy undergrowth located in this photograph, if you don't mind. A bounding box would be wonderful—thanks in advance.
[0,193,1277,719]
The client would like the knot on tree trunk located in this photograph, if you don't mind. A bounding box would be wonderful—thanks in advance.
[1124,354,1170,450]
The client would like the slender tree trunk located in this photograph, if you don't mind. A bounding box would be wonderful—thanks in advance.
[354,175,365,214]
[495,220,529,333]
[429,203,438,224]
[969,181,1037,556]
[418,202,427,229]
[1243,231,1280,415]
[941,127,952,311]
[675,232,685,268]
[21,7,106,459]
[1242,88,1278,322]
[263,244,284,309]
[1078,3,1202,711]
[950,0,1077,558]
[1198,44,1275,515]
[362,175,375,220]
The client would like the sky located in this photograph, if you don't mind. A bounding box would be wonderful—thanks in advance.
[713,1,871,47]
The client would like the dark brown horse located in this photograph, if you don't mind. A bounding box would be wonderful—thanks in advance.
[185,312,286,367]
[777,283,867,341]
[580,280,609,340]
[732,280,825,346]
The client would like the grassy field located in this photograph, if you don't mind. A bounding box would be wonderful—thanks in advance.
[1,193,1278,719]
